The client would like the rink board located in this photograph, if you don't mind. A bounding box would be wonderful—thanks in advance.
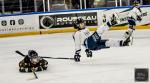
[0,25,150,38]
[0,5,150,37]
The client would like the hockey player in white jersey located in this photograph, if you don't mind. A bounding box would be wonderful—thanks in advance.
[126,0,142,37]
[73,15,132,62]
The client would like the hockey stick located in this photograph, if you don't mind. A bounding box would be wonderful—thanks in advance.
[41,56,74,60]
[32,69,38,79]
[15,50,74,60]
[27,69,38,80]
[15,50,26,57]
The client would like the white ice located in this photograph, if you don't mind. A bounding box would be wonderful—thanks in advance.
[0,30,150,83]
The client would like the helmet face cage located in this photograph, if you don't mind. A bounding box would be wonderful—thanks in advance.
[30,57,40,64]
[28,50,39,64]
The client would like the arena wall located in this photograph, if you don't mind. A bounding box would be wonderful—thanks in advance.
[0,5,150,38]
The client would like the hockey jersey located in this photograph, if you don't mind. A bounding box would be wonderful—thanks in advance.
[19,56,48,72]
[73,23,111,54]
[73,28,91,54]
[128,6,142,21]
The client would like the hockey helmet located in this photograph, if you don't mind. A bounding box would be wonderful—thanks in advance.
[28,50,38,58]
[133,0,140,6]
[73,18,85,30]
[76,18,84,24]
[28,50,40,64]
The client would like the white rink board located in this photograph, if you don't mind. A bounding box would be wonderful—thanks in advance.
[0,6,150,34]
[97,7,150,26]
[0,14,39,34]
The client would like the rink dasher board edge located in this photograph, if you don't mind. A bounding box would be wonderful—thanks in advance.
[0,26,150,38]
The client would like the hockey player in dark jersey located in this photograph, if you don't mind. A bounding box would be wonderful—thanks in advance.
[73,15,132,62]
[19,50,48,72]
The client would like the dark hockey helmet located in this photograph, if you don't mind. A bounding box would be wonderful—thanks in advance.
[73,18,84,29]
[28,50,38,58]
[133,0,140,6]
[76,18,84,24]
[28,50,40,64]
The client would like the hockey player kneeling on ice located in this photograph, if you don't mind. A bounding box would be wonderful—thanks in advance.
[19,50,48,72]
[73,17,132,62]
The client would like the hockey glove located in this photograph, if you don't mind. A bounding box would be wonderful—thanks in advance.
[85,49,92,57]
[74,53,81,62]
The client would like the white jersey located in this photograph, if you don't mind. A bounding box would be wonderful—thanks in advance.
[73,14,120,54]
[128,6,142,20]
[73,22,111,54]
[73,28,90,54]
[73,26,122,54]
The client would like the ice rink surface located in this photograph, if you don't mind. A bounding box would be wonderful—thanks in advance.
[0,30,150,83]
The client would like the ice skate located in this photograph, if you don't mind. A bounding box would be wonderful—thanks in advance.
[122,30,133,46]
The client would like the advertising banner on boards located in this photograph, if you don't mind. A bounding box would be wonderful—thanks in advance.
[39,12,97,29]
[0,15,39,34]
